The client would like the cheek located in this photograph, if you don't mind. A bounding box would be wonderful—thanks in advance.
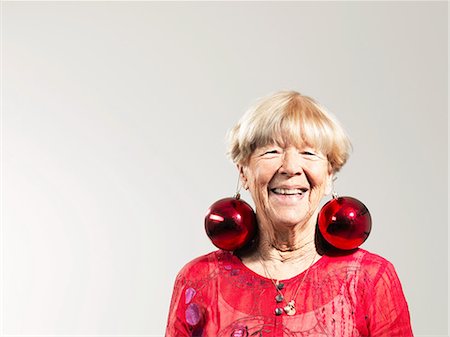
[249,166,274,188]
[246,167,276,207]
[306,166,331,191]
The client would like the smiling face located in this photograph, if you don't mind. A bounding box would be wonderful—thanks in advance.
[228,91,351,235]
[240,143,332,229]
[228,91,352,177]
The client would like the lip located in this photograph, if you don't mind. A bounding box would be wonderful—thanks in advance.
[269,186,309,193]
[269,185,309,202]
[269,189,307,206]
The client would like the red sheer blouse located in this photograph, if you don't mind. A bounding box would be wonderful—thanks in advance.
[165,249,413,337]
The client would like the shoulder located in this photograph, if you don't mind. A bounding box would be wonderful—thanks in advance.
[179,250,234,271]
[356,248,397,279]
[322,248,396,282]
[320,249,406,303]
[175,250,235,285]
[324,248,391,266]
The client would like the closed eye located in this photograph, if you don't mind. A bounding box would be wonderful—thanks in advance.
[259,149,281,157]
[302,151,317,156]
[301,150,325,160]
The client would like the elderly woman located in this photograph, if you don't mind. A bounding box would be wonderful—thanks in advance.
[165,91,413,337]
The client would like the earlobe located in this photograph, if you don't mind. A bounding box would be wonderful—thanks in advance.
[324,174,334,196]
[237,164,249,190]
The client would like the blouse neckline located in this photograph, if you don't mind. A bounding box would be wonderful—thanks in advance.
[228,251,328,283]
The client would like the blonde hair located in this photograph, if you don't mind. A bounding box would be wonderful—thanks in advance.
[227,91,352,173]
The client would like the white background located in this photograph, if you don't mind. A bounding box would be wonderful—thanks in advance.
[2,1,448,337]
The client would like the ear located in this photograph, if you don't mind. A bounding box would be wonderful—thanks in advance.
[324,172,334,196]
[237,164,249,190]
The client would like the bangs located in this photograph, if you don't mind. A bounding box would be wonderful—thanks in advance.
[246,95,337,157]
[228,91,351,172]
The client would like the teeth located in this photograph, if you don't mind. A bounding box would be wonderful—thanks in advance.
[272,188,304,195]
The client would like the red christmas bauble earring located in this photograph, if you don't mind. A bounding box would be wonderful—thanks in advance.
[318,180,372,250]
[204,177,257,251]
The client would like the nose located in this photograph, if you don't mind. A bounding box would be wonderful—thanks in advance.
[279,149,303,176]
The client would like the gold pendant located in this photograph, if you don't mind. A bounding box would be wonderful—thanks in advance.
[284,300,296,316]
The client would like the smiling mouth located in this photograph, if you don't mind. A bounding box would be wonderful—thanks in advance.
[270,188,308,196]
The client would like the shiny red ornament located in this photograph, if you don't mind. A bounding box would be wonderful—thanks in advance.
[318,196,372,250]
[205,196,257,251]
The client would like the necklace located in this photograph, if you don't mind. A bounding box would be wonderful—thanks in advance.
[259,251,317,316]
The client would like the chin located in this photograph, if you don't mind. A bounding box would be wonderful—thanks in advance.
[272,214,310,228]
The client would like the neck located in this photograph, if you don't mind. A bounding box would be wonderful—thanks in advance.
[239,212,320,280]
[257,229,316,263]
[256,216,317,263]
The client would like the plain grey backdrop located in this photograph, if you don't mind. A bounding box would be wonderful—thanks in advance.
[2,1,448,336]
